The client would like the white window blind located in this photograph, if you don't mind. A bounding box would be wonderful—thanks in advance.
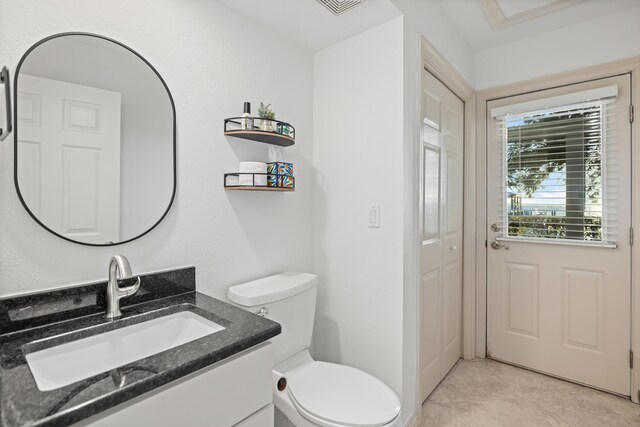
[493,88,619,247]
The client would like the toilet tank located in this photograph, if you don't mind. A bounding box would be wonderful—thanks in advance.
[227,272,318,365]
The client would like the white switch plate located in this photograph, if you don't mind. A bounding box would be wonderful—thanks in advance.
[368,204,380,228]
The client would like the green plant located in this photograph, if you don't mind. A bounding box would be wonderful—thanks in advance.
[258,102,276,120]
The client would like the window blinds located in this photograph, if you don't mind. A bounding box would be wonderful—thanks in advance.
[492,87,619,247]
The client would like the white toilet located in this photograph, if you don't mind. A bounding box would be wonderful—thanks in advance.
[228,272,401,427]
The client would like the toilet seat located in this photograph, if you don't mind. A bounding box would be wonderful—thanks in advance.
[287,361,401,427]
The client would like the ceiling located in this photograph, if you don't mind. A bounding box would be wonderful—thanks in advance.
[217,0,401,52]
[437,0,640,51]
[218,0,640,54]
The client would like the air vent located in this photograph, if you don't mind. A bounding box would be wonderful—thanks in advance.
[316,0,367,16]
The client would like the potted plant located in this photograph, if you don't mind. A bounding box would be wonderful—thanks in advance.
[258,102,276,132]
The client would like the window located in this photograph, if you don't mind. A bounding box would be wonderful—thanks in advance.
[492,87,618,246]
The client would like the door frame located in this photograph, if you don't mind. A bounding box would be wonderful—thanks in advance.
[475,56,640,403]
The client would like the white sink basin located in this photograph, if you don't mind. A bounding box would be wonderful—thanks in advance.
[26,310,225,391]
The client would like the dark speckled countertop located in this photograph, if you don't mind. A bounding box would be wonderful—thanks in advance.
[0,267,281,427]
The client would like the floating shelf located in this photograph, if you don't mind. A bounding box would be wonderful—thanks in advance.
[224,117,295,147]
[225,186,294,192]
[224,173,295,192]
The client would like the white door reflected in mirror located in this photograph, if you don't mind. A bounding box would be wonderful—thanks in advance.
[14,33,175,246]
[18,75,122,244]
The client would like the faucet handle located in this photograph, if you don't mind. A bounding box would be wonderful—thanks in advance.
[120,277,141,297]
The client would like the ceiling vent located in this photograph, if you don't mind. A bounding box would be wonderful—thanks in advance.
[316,0,367,16]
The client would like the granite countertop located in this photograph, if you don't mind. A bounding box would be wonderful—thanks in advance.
[0,268,281,427]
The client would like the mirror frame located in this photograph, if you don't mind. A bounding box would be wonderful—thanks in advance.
[13,32,177,247]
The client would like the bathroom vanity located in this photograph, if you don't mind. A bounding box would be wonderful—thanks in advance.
[0,267,280,426]
[1,30,282,427]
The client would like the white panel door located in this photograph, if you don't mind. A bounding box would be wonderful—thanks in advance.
[17,75,121,244]
[487,75,632,395]
[420,70,464,402]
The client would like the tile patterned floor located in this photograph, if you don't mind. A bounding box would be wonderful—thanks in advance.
[421,359,640,426]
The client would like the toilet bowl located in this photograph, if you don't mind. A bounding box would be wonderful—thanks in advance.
[272,350,400,427]
[228,273,401,427]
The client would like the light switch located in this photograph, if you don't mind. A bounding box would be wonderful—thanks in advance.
[368,205,380,228]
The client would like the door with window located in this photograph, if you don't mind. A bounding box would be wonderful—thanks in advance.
[487,75,632,395]
[420,70,464,402]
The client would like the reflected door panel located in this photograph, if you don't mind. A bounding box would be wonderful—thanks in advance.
[18,75,121,244]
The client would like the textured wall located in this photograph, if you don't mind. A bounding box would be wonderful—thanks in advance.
[0,0,314,298]
[312,17,405,404]
[391,0,476,87]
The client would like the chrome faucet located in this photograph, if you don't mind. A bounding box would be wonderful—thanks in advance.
[105,255,141,320]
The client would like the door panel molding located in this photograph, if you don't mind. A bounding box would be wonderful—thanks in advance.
[505,262,540,338]
[561,268,605,353]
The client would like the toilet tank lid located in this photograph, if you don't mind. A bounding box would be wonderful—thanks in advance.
[227,272,318,307]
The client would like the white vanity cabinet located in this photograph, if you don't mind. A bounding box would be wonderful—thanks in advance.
[77,343,273,427]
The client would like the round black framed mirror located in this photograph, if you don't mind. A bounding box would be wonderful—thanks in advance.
[13,33,176,246]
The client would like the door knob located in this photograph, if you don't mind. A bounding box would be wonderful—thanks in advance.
[490,223,501,232]
[490,240,509,250]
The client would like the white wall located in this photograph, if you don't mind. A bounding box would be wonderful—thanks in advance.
[312,15,405,411]
[475,6,640,90]
[392,0,476,87]
[0,0,314,298]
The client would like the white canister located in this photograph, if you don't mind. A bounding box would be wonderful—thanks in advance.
[238,161,267,186]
